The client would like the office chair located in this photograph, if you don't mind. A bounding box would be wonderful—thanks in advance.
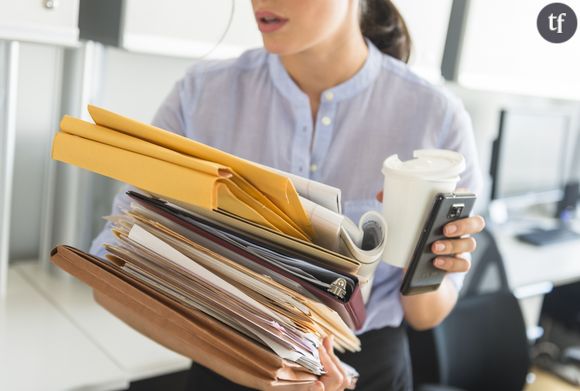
[542,281,580,333]
[408,229,531,391]
[460,228,510,298]
[534,281,580,386]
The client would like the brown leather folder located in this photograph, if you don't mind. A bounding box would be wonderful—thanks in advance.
[50,245,317,390]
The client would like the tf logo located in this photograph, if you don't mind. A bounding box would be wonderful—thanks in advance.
[537,2,577,43]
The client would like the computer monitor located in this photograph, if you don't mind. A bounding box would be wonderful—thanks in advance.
[490,109,575,206]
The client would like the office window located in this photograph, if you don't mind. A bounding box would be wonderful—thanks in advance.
[392,0,453,82]
[459,0,580,99]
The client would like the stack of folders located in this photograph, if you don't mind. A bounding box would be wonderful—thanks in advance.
[50,106,388,390]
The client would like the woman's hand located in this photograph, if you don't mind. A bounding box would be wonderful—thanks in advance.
[375,190,486,272]
[309,336,351,391]
[376,189,486,330]
[430,214,486,272]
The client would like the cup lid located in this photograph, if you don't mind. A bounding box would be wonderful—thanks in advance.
[382,149,466,180]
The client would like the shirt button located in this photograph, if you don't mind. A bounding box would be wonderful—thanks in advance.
[310,164,318,173]
[321,116,332,126]
[324,92,334,101]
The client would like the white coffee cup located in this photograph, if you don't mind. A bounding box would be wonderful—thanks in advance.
[381,149,465,268]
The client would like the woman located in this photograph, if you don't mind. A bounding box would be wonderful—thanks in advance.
[90,0,486,389]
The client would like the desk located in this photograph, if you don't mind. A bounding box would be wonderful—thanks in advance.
[16,262,191,382]
[0,267,127,391]
[492,218,580,335]
[495,220,580,290]
[0,262,191,391]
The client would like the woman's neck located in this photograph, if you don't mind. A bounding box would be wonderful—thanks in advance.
[280,33,369,99]
[280,22,368,125]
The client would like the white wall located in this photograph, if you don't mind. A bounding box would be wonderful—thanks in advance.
[459,0,580,100]
[393,0,452,82]
[100,47,193,122]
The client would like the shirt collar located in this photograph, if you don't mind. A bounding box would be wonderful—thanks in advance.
[268,38,382,107]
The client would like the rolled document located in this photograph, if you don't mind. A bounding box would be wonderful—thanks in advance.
[299,197,387,302]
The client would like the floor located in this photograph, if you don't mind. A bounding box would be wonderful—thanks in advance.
[525,367,579,391]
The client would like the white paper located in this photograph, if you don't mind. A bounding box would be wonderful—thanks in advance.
[339,211,387,278]
[128,224,282,322]
[127,224,324,368]
[264,165,342,214]
[297,199,387,278]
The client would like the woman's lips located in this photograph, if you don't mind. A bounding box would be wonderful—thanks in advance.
[255,11,288,33]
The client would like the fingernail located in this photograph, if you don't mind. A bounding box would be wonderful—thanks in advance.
[435,258,445,267]
[434,242,445,252]
[446,224,457,235]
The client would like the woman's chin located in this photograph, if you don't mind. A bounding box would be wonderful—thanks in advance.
[262,42,286,55]
[261,38,301,56]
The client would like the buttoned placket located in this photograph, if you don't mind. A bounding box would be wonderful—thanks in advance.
[291,104,313,177]
[268,39,382,179]
[309,89,337,180]
[289,89,337,179]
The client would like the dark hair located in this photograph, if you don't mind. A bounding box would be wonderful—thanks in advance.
[360,0,412,63]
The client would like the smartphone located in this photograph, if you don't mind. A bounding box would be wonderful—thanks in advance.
[400,193,477,296]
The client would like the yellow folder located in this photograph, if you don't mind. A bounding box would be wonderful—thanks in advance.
[57,117,309,240]
[51,106,314,241]
[87,105,313,237]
